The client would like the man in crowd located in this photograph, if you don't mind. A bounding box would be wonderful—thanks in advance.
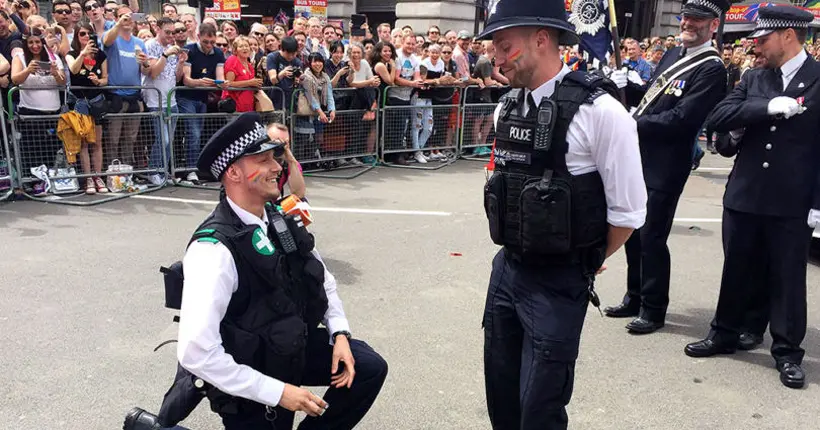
[427,25,441,44]
[85,0,113,43]
[687,5,820,390]
[605,0,729,334]
[161,2,176,20]
[647,45,665,73]
[51,0,73,43]
[172,20,187,48]
[103,5,148,168]
[267,36,303,112]
[69,1,83,30]
[179,23,225,183]
[143,17,185,182]
[180,13,197,44]
[385,34,423,165]
[377,22,391,44]
[624,38,652,83]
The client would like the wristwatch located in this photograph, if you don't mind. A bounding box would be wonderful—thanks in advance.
[332,330,352,341]
[161,52,169,59]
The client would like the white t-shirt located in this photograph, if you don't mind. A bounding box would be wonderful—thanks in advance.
[392,50,419,101]
[142,38,179,109]
[351,59,372,83]
[418,57,444,77]
[17,53,64,112]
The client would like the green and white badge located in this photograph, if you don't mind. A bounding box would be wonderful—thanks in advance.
[252,228,275,255]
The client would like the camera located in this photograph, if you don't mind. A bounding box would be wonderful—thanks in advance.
[292,68,302,79]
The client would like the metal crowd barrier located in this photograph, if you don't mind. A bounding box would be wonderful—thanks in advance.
[380,86,461,170]
[0,91,12,201]
[289,87,379,179]
[459,85,511,161]
[166,86,287,190]
[7,86,167,206]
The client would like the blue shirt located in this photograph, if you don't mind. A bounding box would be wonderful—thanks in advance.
[625,57,652,82]
[103,32,146,96]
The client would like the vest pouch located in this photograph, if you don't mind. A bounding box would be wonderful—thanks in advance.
[520,176,572,255]
[260,315,308,383]
[220,322,263,367]
[484,172,505,245]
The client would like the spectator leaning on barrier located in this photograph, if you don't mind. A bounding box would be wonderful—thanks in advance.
[325,40,348,98]
[143,17,186,180]
[295,52,335,160]
[267,35,303,111]
[179,23,225,183]
[102,5,148,167]
[10,20,64,171]
[385,35,423,165]
[222,36,262,113]
[267,122,305,199]
[66,22,108,194]
[346,41,379,120]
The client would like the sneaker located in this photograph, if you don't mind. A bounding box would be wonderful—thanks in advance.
[94,177,108,193]
[414,152,428,164]
[147,173,164,186]
[428,152,444,161]
[186,171,199,183]
[85,178,96,195]
[348,158,364,166]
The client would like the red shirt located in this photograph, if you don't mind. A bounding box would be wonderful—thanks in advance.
[222,55,256,112]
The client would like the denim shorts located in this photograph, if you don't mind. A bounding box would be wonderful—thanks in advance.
[74,93,106,122]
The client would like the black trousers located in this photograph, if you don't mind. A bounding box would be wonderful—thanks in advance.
[219,327,388,430]
[623,187,682,322]
[710,208,812,365]
[483,249,589,430]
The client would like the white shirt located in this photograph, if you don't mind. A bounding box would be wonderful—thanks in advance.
[494,65,647,230]
[778,48,807,91]
[177,197,350,407]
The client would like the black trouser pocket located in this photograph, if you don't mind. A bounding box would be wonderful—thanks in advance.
[484,172,505,245]
[520,177,572,254]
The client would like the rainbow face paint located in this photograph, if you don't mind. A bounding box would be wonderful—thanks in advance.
[509,49,523,63]
[247,170,263,183]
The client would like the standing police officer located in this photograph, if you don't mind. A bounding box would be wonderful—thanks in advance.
[479,0,647,428]
[686,6,820,389]
[132,112,388,429]
[603,0,729,334]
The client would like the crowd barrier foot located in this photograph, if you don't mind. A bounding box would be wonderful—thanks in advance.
[304,160,377,179]
[15,181,167,207]
[381,152,458,171]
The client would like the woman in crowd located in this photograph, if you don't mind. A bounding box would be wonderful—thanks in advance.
[66,22,108,194]
[325,41,349,104]
[215,35,230,56]
[370,41,396,90]
[411,42,443,163]
[295,52,335,161]
[248,35,260,64]
[264,33,279,55]
[222,36,262,113]
[440,44,461,150]
[220,21,238,45]
[11,24,66,172]
[137,29,152,42]
[272,23,287,39]
[134,18,152,38]
[346,41,380,164]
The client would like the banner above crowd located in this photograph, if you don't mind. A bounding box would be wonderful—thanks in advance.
[726,2,820,23]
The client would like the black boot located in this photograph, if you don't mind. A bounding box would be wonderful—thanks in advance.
[123,407,161,430]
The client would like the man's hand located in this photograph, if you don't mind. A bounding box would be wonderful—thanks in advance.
[808,209,820,229]
[767,96,800,119]
[331,335,356,389]
[626,70,644,86]
[278,384,328,416]
[609,68,628,89]
[596,264,607,275]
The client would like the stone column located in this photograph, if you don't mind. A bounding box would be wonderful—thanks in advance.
[328,0,357,25]
[395,0,479,35]
[652,0,684,38]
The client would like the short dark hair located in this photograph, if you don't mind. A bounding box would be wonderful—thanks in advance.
[162,2,176,12]
[156,17,174,28]
[322,24,335,34]
[280,35,298,53]
[329,40,344,54]
[52,0,70,12]
[792,27,808,44]
[199,23,217,37]
[369,41,396,67]
[362,38,375,47]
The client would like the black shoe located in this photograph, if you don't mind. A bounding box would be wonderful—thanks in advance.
[737,332,764,351]
[603,302,640,318]
[684,339,736,358]
[777,362,805,389]
[706,142,718,154]
[626,317,664,334]
[123,407,161,430]
[692,150,705,171]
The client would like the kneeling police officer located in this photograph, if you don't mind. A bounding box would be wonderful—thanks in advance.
[479,0,647,428]
[128,112,387,430]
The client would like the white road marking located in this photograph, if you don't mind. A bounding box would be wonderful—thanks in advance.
[694,167,732,172]
[132,195,453,217]
[674,218,722,223]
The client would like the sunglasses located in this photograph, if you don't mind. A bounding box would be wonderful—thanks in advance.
[54,9,72,14]
[84,3,99,11]
[173,29,185,34]
[252,31,266,37]
[442,50,452,54]
[216,43,228,47]
[77,31,90,37]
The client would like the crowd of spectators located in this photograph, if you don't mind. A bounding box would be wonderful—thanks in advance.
[1,1,514,195]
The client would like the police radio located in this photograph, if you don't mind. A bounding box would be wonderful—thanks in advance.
[533,99,558,152]
[271,213,299,254]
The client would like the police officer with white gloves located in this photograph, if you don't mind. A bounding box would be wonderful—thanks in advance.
[686,5,820,390]
[603,0,729,335]
[126,112,388,430]
[479,0,647,428]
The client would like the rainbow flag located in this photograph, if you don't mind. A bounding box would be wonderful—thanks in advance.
[805,0,820,8]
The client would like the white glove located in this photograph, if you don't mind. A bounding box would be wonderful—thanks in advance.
[808,209,820,228]
[609,68,627,89]
[767,96,800,119]
[627,70,644,85]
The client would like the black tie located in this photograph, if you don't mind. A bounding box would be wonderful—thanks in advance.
[526,93,538,118]
[678,47,687,59]
[773,68,783,90]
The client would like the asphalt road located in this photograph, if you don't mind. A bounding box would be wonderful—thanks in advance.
[1,154,819,430]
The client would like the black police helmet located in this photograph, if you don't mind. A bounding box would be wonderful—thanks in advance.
[477,0,580,46]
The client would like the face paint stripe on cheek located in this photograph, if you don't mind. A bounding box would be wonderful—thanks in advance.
[246,170,262,182]
[509,49,523,63]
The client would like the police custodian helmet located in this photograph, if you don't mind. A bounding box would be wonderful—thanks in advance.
[748,4,814,38]
[197,112,285,181]
[477,0,580,45]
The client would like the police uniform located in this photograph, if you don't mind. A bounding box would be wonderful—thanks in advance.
[478,1,647,428]
[604,0,730,334]
[155,113,388,429]
[685,6,820,389]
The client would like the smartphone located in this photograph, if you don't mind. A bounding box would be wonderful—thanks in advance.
[351,14,366,28]
[37,60,51,69]
[213,79,224,84]
[130,12,146,21]
[180,47,190,54]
